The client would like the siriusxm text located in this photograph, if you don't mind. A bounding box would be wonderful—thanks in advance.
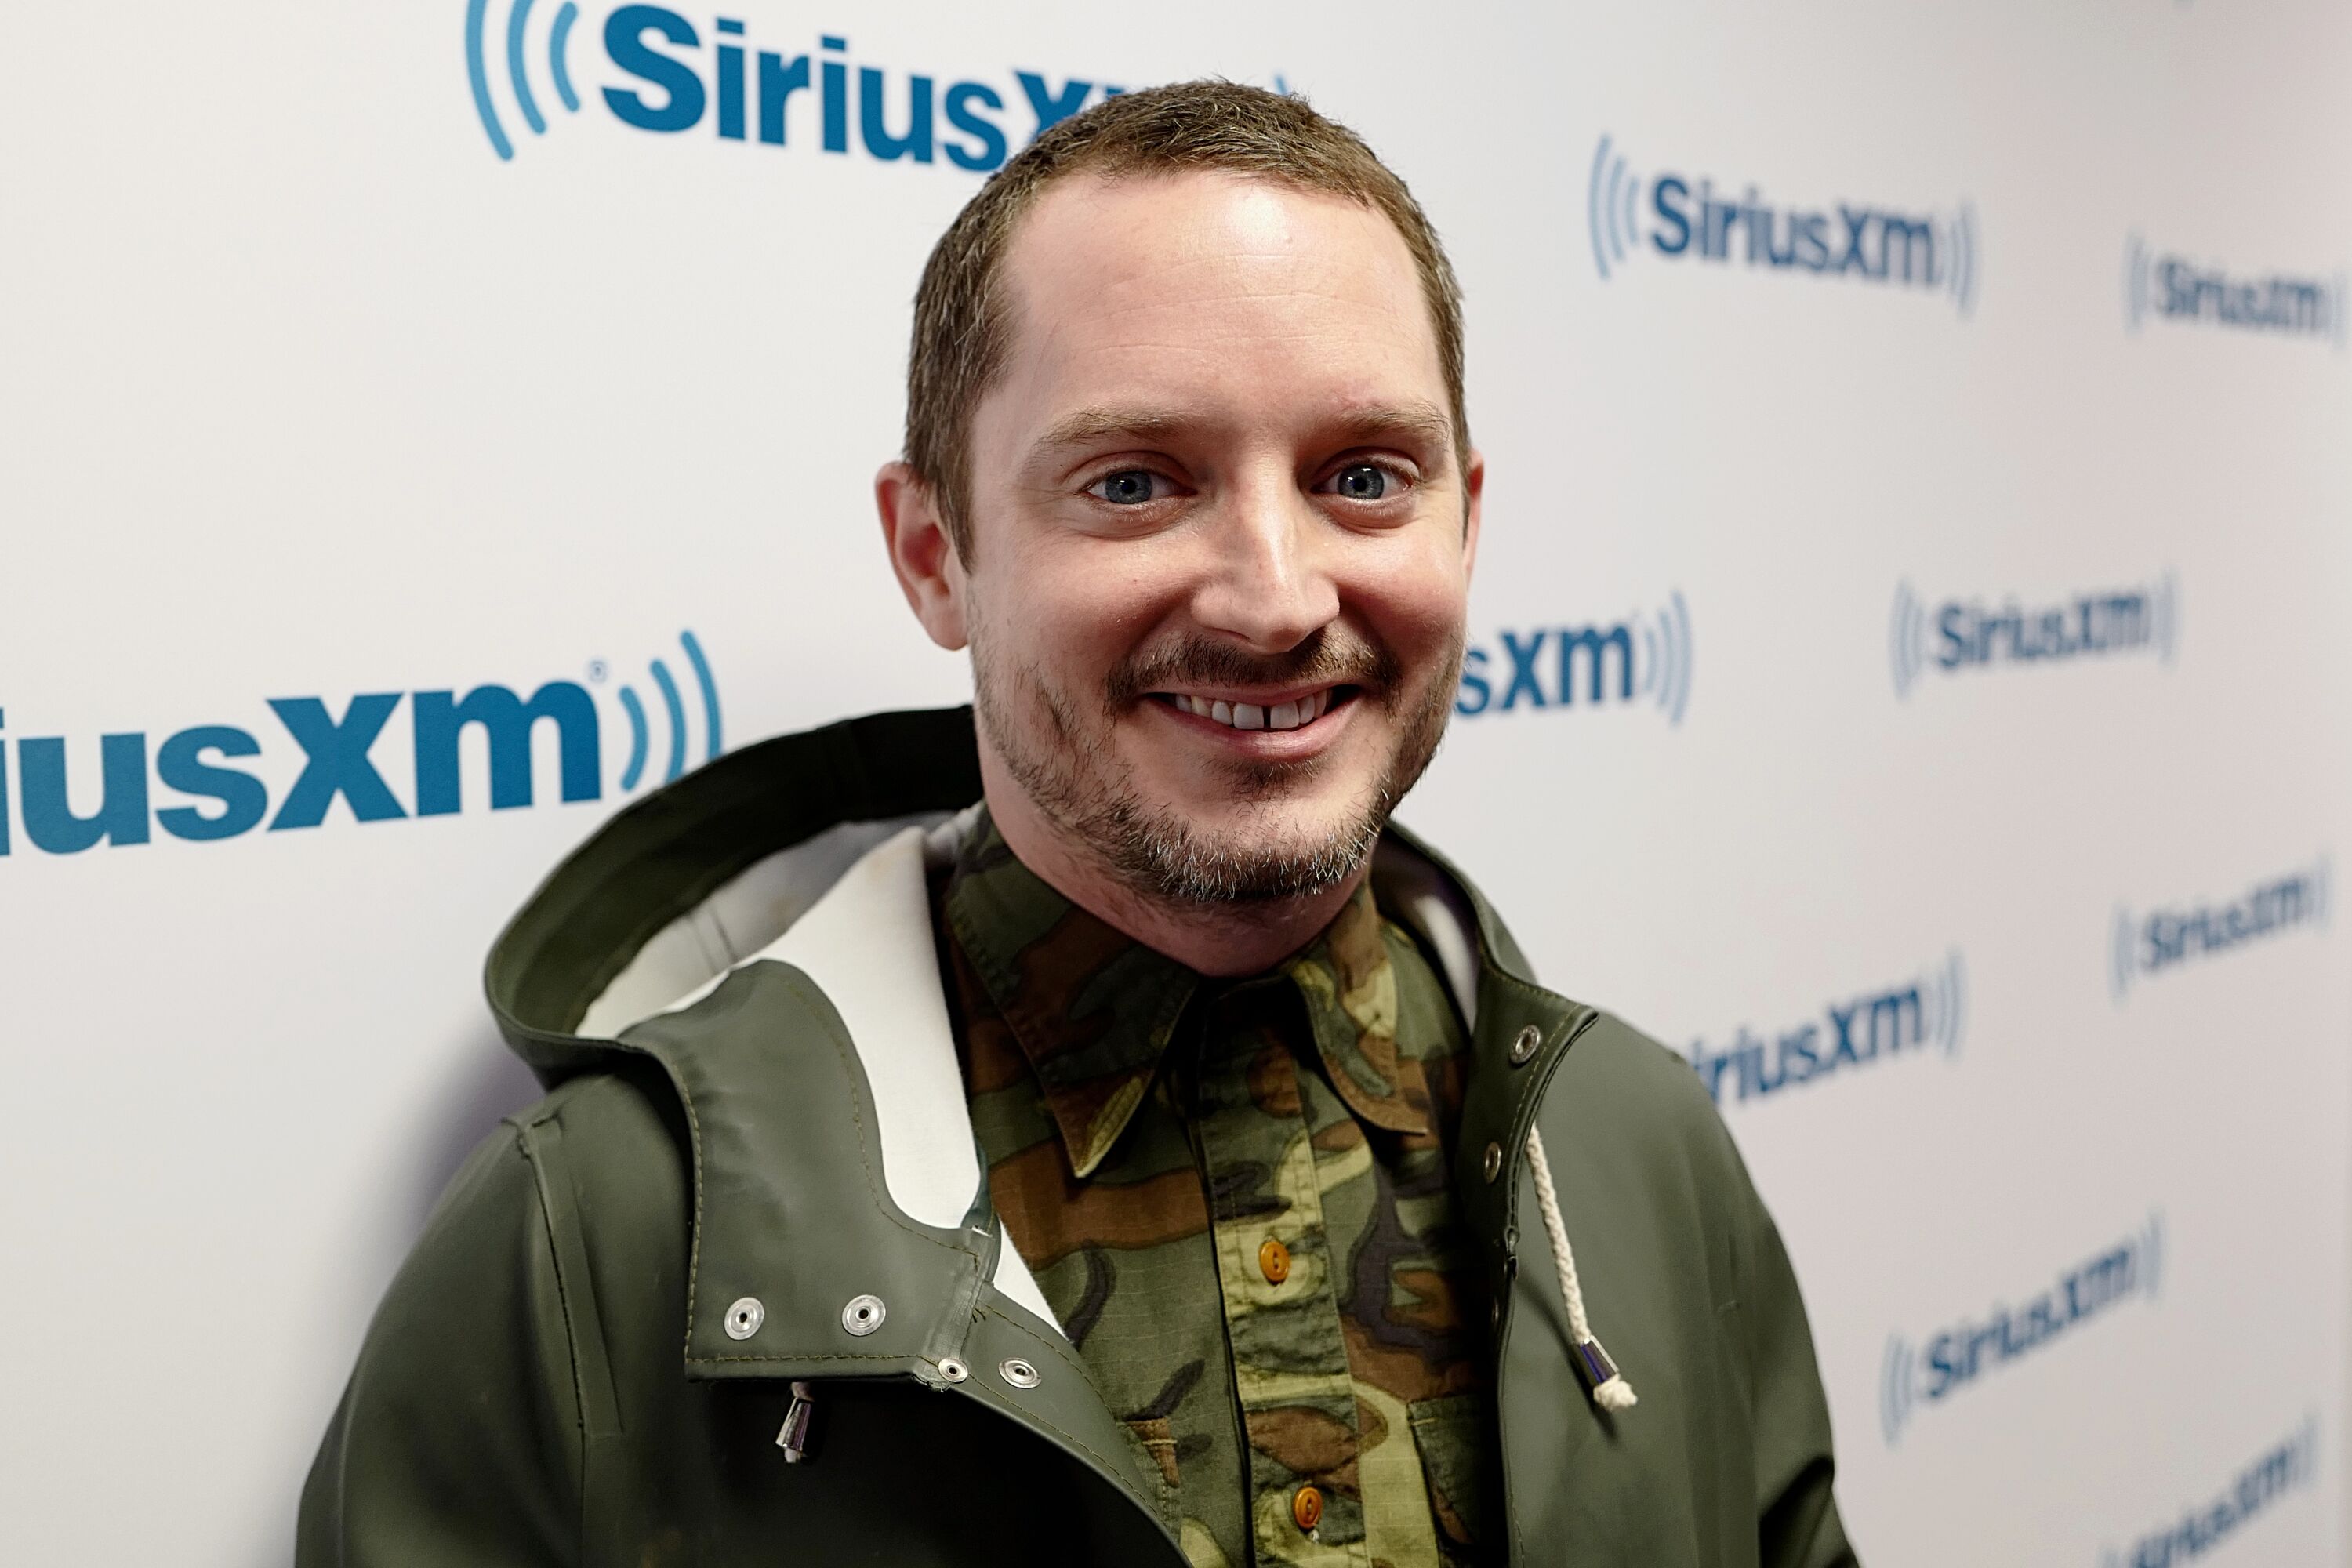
[2151,257,2335,339]
[1652,178,1947,288]
[1687,982,1933,1106]
[2139,869,2322,977]
[1924,1243,2138,1399]
[1938,590,2153,669]
[601,8,1117,169]
[5,684,608,855]
[1455,624,1632,715]
[2111,1419,2315,1568]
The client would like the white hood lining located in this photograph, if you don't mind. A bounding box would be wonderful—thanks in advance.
[574,811,1490,1342]
[575,811,1057,1328]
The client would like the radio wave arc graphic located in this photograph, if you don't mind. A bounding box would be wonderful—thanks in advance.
[2139,1211,2165,1301]
[1634,590,1693,726]
[1919,949,1966,1057]
[1889,581,1929,699]
[615,630,724,793]
[2151,571,2180,664]
[1945,202,1980,319]
[466,0,583,161]
[2111,907,2137,1004]
[2125,232,2152,333]
[1879,1335,1915,1448]
[1588,136,1639,281]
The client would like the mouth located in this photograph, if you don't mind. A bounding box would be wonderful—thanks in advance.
[1148,684,1356,734]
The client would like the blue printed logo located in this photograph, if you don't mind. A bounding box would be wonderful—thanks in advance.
[1588,135,1980,316]
[1882,1214,2165,1447]
[2125,232,2347,349]
[1686,951,1965,1109]
[0,631,720,858]
[465,0,1120,167]
[2111,856,2331,1004]
[1455,592,1691,725]
[1890,574,2177,699]
[2101,1416,2318,1568]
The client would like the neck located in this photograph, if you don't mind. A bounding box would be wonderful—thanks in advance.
[978,757,1367,979]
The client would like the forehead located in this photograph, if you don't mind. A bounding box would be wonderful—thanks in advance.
[985,169,1444,441]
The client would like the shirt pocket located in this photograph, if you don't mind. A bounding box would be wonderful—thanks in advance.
[1406,1392,1498,1555]
[1121,1415,1184,1534]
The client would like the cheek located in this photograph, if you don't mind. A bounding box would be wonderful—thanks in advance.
[1349,539,1471,655]
[983,546,1166,681]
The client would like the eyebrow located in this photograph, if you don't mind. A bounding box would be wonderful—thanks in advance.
[1323,401,1456,453]
[1032,407,1192,456]
[1029,400,1457,461]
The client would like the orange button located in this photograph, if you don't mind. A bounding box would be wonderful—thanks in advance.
[1292,1484,1323,1533]
[1258,1237,1292,1284]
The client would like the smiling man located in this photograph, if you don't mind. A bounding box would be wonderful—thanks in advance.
[302,82,1855,1567]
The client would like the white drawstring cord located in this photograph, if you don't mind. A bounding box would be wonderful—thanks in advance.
[1523,1127,1638,1412]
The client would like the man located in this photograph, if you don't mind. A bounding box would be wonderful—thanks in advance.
[301,82,1855,1566]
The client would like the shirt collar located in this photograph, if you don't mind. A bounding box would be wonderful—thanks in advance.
[943,810,1428,1179]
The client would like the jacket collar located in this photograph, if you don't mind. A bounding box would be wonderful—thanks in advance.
[483,707,1595,1368]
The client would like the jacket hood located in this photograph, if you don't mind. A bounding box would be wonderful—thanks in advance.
[487,706,987,1065]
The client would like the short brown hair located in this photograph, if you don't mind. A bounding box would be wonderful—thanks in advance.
[903,80,1468,561]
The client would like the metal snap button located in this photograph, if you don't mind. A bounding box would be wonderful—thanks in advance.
[841,1294,887,1336]
[1292,1484,1324,1532]
[937,1357,969,1384]
[998,1357,1041,1388]
[1510,1024,1543,1065]
[1483,1142,1504,1182]
[724,1297,765,1340]
[1258,1237,1292,1284]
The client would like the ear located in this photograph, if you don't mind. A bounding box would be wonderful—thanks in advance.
[1459,445,1486,586]
[875,461,969,652]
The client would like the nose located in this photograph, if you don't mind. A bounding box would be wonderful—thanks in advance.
[1186,474,1341,653]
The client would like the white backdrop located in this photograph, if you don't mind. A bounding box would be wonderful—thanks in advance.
[3,2,2348,1563]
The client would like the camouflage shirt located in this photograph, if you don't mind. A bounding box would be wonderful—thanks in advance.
[936,813,1497,1567]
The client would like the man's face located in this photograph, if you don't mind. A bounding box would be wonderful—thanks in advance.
[953,170,1481,905]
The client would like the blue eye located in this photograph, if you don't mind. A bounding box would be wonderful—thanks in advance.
[1091,470,1163,505]
[1328,463,1388,500]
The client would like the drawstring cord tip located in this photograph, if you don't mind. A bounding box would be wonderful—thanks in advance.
[1574,1337,1639,1411]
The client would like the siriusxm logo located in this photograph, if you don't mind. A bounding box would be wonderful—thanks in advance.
[465,0,1121,166]
[2101,1416,2318,1568]
[1686,951,1965,1108]
[1889,574,2178,699]
[1882,1214,2165,1446]
[2125,233,2347,349]
[1588,135,1980,316]
[2111,856,2331,1003]
[0,631,719,858]
[1455,592,1691,725]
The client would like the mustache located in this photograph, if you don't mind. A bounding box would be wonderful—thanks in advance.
[1105,627,1403,710]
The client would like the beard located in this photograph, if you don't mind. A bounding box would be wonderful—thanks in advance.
[972,621,1461,907]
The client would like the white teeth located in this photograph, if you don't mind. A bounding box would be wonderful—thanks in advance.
[1171,689,1338,730]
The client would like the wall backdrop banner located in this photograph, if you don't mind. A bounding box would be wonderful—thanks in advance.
[4,2,2349,1562]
